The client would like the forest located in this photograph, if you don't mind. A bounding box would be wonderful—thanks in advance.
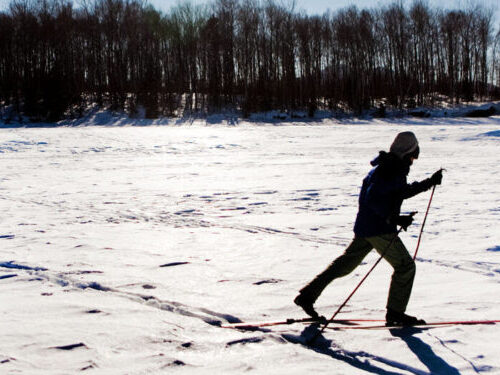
[0,0,500,121]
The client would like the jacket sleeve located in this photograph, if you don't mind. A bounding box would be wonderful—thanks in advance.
[400,177,433,199]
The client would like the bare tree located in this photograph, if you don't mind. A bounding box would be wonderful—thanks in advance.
[1,0,498,121]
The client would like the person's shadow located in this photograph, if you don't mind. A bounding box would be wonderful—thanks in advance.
[282,324,461,375]
[389,328,461,374]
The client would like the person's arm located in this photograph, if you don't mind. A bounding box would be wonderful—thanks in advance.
[400,169,442,199]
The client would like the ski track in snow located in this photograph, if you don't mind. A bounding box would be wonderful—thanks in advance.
[0,120,499,374]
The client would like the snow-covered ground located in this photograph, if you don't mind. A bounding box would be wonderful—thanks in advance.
[1,117,499,374]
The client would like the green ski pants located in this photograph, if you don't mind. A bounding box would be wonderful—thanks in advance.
[299,234,416,313]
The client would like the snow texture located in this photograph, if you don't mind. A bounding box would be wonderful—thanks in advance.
[0,116,499,374]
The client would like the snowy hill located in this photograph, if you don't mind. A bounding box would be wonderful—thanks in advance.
[0,118,499,374]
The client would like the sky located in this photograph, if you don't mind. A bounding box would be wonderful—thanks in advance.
[147,0,499,19]
[0,0,500,25]
[0,0,497,14]
[0,0,498,25]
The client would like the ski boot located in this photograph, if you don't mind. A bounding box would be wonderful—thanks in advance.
[294,294,320,320]
[386,308,426,327]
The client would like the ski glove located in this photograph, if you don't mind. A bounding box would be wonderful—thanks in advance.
[395,215,414,231]
[430,169,443,186]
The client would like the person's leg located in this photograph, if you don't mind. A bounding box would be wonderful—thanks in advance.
[367,234,416,314]
[295,237,373,317]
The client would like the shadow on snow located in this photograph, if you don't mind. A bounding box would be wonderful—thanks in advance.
[282,324,461,375]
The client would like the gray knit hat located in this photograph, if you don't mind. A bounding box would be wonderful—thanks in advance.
[390,131,419,159]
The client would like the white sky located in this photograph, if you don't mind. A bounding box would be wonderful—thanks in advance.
[0,0,497,13]
[0,0,498,24]
[147,0,499,19]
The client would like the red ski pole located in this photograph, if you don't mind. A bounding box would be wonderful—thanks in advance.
[413,184,436,260]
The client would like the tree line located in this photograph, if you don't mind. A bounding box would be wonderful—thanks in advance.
[0,0,499,121]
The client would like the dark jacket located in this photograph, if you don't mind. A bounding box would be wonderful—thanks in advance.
[353,151,433,237]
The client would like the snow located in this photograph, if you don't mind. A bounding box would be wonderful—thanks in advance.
[0,116,499,374]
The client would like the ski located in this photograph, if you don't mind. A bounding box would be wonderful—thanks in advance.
[326,319,500,331]
[221,317,383,329]
[222,318,500,330]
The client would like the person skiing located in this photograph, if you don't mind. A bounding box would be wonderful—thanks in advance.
[294,131,443,326]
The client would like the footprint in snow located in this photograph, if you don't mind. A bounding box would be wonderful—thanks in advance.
[0,261,47,271]
[253,279,283,285]
[0,274,17,280]
[160,262,190,268]
[52,343,87,351]
[166,360,186,367]
[226,337,265,347]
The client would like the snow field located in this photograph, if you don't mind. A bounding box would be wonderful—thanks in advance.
[0,118,499,374]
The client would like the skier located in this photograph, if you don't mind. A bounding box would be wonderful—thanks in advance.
[294,132,443,326]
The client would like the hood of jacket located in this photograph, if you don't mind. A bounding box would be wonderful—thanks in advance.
[370,151,410,178]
